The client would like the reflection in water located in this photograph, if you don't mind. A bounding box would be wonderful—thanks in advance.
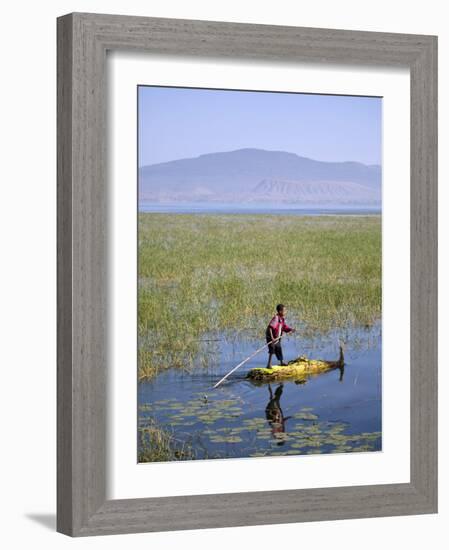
[292,364,344,386]
[138,331,381,461]
[264,367,343,444]
[265,383,293,444]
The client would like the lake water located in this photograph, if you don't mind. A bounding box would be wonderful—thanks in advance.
[138,325,382,461]
[139,201,381,216]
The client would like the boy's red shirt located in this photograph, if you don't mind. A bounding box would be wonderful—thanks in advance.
[267,314,293,338]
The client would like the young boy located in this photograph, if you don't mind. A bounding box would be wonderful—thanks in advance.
[266,304,295,368]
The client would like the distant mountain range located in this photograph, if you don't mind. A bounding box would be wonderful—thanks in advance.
[139,148,381,206]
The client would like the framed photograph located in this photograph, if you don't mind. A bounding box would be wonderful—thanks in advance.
[57,13,437,536]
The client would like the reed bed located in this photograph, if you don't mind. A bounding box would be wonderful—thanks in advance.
[138,418,195,462]
[138,214,381,380]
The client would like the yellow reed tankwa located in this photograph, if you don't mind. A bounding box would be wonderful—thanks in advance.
[246,350,343,381]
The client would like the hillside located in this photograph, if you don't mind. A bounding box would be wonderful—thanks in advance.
[139,148,381,205]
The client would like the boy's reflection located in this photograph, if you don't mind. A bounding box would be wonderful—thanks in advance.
[265,383,292,445]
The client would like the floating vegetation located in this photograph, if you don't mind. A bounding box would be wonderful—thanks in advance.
[293,412,319,421]
[209,434,243,444]
[138,392,381,462]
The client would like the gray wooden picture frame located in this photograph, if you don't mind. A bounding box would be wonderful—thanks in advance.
[57,12,438,537]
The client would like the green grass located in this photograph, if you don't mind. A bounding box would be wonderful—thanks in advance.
[138,214,381,380]
[138,418,195,462]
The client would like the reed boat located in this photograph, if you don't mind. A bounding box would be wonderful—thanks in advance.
[246,345,344,382]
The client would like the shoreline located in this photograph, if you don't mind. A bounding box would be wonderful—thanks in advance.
[138,207,382,216]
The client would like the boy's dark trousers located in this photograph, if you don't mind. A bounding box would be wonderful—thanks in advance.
[267,338,283,364]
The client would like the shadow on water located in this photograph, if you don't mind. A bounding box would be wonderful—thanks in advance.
[138,325,381,461]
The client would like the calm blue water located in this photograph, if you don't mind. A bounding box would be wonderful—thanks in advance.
[139,201,381,216]
[138,327,382,461]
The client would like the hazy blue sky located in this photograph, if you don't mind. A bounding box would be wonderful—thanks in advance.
[138,86,382,167]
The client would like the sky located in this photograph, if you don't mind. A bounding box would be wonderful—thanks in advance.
[138,86,382,167]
